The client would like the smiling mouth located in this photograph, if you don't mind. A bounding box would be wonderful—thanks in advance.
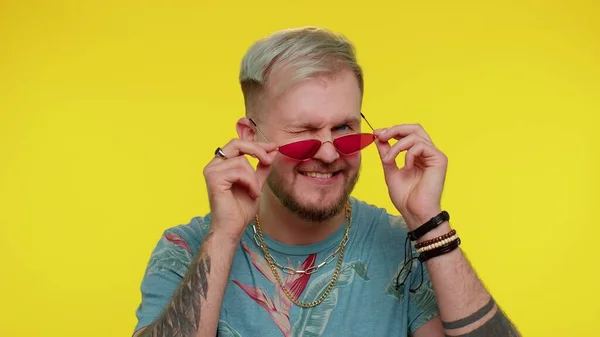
[300,171,342,179]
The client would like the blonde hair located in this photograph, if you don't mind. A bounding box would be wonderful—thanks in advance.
[239,26,364,116]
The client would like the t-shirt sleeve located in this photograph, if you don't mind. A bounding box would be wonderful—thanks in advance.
[133,225,200,335]
[407,268,441,335]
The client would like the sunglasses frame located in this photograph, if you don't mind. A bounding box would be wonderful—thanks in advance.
[249,113,376,161]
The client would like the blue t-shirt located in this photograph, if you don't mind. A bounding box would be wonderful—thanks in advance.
[134,197,440,336]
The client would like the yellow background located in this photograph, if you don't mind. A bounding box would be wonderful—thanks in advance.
[1,1,598,336]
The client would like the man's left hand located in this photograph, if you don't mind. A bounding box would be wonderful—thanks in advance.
[373,124,448,230]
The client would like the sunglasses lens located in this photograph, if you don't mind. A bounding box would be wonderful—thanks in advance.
[333,133,375,154]
[278,139,322,160]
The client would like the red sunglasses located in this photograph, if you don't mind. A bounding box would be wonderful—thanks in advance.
[249,113,376,161]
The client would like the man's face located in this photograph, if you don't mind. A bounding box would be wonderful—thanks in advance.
[261,68,363,222]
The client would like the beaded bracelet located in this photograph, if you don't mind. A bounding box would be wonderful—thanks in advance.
[415,229,457,249]
[418,237,461,262]
[417,234,459,254]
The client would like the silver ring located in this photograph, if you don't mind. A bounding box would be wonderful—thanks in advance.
[214,147,227,159]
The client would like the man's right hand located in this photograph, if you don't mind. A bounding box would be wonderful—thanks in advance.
[203,139,277,243]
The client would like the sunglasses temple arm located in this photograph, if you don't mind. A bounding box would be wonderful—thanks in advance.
[249,118,272,143]
[360,112,375,132]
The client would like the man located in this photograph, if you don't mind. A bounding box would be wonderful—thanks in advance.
[133,27,520,337]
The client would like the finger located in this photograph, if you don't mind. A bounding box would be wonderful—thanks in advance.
[382,134,430,165]
[207,157,261,198]
[205,155,253,180]
[206,155,275,198]
[251,148,277,191]
[255,158,275,191]
[214,139,277,164]
[374,124,433,145]
[374,138,396,169]
[205,155,244,175]
[404,141,445,170]
[223,166,261,199]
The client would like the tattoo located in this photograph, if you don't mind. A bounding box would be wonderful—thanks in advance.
[444,304,521,337]
[140,232,214,337]
[442,297,496,329]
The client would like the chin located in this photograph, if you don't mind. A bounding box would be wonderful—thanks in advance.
[267,168,358,223]
[299,189,347,210]
[286,190,348,223]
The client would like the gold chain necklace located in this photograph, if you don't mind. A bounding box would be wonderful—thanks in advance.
[253,201,352,308]
[251,221,349,275]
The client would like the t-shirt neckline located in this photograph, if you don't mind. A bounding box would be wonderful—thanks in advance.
[245,197,358,256]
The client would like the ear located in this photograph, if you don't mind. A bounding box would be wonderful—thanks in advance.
[236,117,256,142]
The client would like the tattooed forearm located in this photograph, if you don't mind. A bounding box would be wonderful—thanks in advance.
[443,297,520,337]
[140,233,214,337]
[442,297,496,330]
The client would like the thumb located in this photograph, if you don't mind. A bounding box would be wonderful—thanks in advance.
[374,138,397,171]
[256,152,276,192]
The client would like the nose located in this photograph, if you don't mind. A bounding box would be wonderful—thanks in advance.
[311,141,339,163]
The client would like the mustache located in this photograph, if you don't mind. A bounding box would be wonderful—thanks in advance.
[298,164,347,172]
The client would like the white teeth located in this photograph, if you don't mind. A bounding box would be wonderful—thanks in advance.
[304,172,333,179]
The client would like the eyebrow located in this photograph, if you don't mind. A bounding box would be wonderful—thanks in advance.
[289,116,362,130]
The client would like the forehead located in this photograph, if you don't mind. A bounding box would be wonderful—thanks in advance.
[263,68,362,128]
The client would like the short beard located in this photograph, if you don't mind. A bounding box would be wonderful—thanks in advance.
[267,167,360,223]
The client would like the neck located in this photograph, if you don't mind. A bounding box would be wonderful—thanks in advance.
[257,188,347,246]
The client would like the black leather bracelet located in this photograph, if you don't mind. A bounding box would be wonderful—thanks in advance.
[407,210,450,241]
[418,237,461,262]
